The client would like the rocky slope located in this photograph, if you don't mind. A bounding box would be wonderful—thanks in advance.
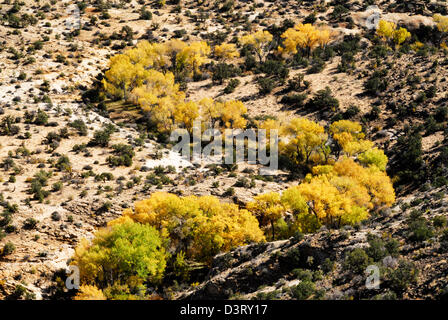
[0,0,447,300]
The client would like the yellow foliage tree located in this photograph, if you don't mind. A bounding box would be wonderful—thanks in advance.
[198,98,248,131]
[258,118,280,141]
[377,20,395,41]
[220,100,247,129]
[125,41,168,70]
[393,27,412,46]
[214,42,240,60]
[102,54,149,100]
[332,157,395,208]
[176,41,211,76]
[74,285,107,300]
[280,186,318,233]
[71,221,168,297]
[296,175,358,228]
[376,20,411,47]
[358,147,388,171]
[239,30,273,62]
[281,118,328,167]
[199,97,221,128]
[434,14,448,32]
[330,120,373,157]
[246,192,286,240]
[110,192,265,263]
[103,39,249,134]
[279,24,332,57]
[284,157,394,230]
[102,40,186,101]
[174,101,200,134]
[434,14,448,46]
[132,70,186,133]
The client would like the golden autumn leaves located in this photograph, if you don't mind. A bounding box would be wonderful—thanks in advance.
[72,193,265,299]
[102,39,245,134]
[278,23,332,57]
[72,117,396,299]
[101,23,335,134]
[96,21,397,245]
[249,119,395,240]
[71,21,405,299]
[376,20,411,48]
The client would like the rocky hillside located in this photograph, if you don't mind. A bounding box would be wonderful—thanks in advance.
[0,0,447,300]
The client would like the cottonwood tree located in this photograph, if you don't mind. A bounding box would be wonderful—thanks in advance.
[214,42,240,60]
[376,20,411,48]
[279,24,332,57]
[110,192,265,263]
[239,30,273,62]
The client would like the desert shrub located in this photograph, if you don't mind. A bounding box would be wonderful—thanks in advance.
[391,127,425,185]
[69,119,88,136]
[330,4,350,22]
[343,105,360,119]
[292,268,313,281]
[308,57,325,74]
[433,216,447,229]
[0,115,20,136]
[440,229,448,252]
[29,170,52,202]
[364,69,389,96]
[306,87,339,112]
[106,144,135,167]
[139,6,152,20]
[387,260,418,292]
[51,211,62,221]
[0,213,12,229]
[55,155,71,172]
[407,211,434,242]
[23,218,38,230]
[335,35,361,57]
[291,280,316,300]
[52,182,63,192]
[89,125,115,147]
[258,59,289,81]
[344,248,371,274]
[95,172,114,182]
[43,129,69,151]
[280,247,301,267]
[434,106,448,122]
[243,54,257,71]
[287,74,305,91]
[280,93,307,109]
[321,258,335,274]
[365,234,388,262]
[223,78,240,94]
[34,109,49,125]
[384,238,401,257]
[257,77,275,95]
[2,241,15,256]
[212,63,241,84]
[337,52,355,73]
[72,143,87,153]
[369,44,390,59]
